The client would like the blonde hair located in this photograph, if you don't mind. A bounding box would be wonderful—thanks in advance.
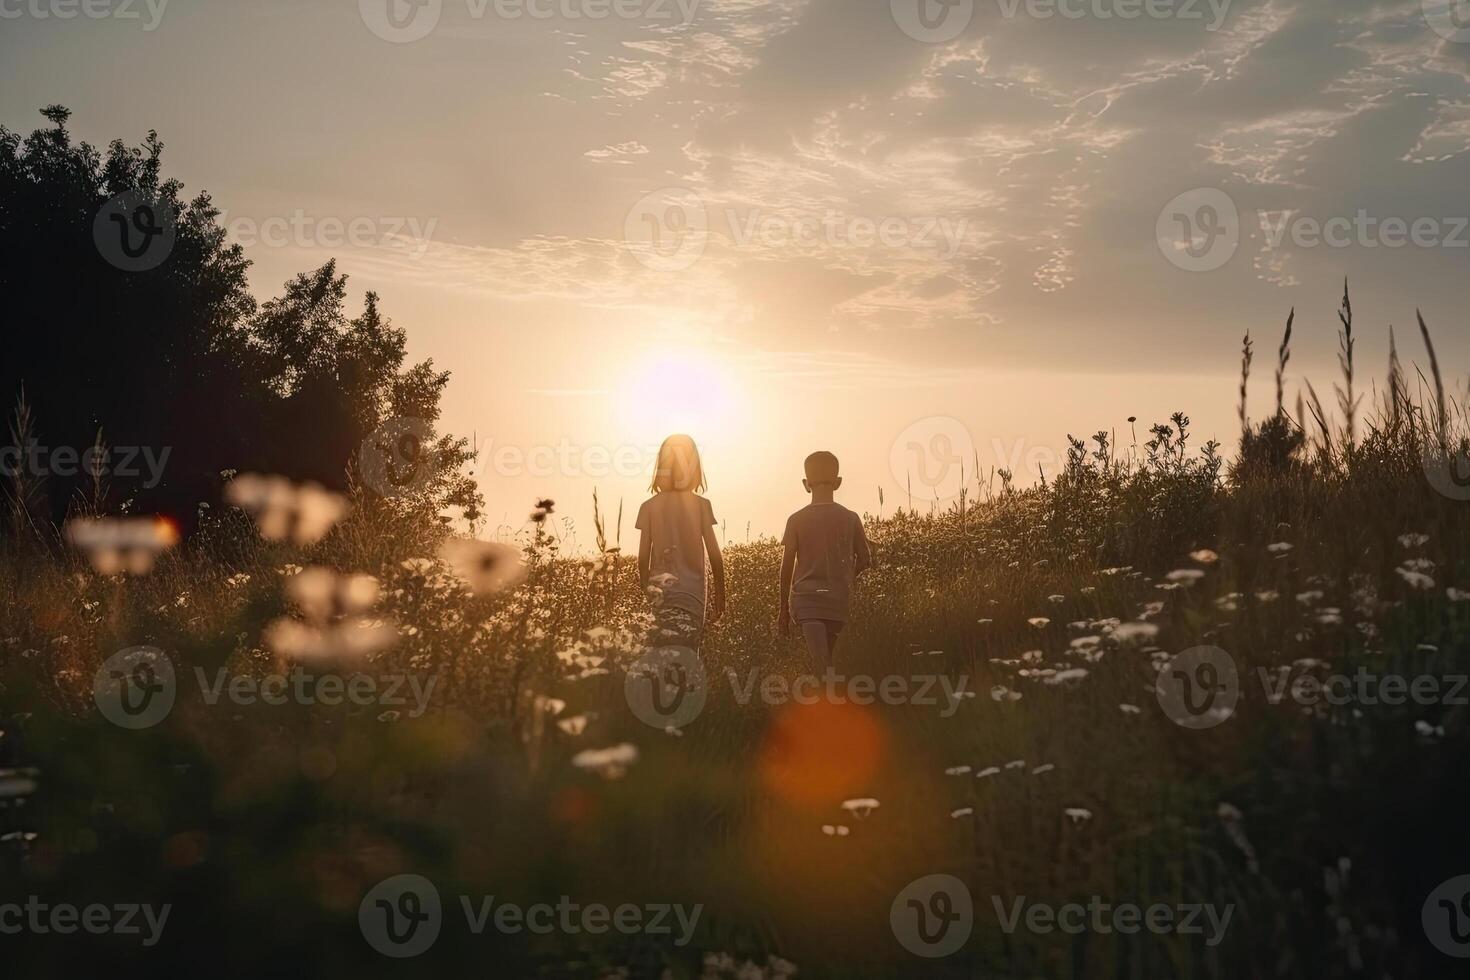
[650,434,706,493]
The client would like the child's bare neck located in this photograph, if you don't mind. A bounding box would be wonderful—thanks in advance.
[810,489,836,505]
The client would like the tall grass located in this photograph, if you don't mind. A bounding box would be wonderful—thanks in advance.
[2,292,1470,978]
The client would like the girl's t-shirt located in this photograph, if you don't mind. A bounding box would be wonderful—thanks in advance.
[636,492,717,619]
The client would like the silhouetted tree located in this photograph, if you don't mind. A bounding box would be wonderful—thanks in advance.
[0,106,480,534]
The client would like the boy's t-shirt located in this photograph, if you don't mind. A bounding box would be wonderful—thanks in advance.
[636,492,717,619]
[783,502,869,623]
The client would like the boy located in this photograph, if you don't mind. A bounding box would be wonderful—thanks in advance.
[777,451,872,669]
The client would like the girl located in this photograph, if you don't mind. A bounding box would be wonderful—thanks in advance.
[636,434,725,648]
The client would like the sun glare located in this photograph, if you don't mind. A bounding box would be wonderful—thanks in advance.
[614,350,743,445]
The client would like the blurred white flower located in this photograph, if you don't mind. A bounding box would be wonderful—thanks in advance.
[1399,533,1430,549]
[1395,567,1436,591]
[224,473,348,545]
[1064,808,1093,824]
[572,743,639,779]
[557,715,590,736]
[821,825,850,837]
[1166,569,1205,586]
[1046,668,1090,685]
[951,807,974,819]
[440,538,526,597]
[1416,720,1445,739]
[1113,622,1159,645]
[1448,588,1470,602]
[64,516,178,575]
[1190,549,1219,564]
[267,567,392,661]
[1267,542,1294,555]
[1028,617,1050,628]
[840,798,880,819]
[0,767,39,798]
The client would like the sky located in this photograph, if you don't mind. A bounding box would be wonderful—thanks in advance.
[4,0,1470,542]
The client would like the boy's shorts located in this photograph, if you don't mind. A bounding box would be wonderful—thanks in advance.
[653,604,704,651]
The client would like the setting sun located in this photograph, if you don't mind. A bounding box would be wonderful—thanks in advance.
[613,349,745,445]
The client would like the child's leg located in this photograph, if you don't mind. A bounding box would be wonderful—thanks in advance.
[799,620,833,672]
[825,620,845,661]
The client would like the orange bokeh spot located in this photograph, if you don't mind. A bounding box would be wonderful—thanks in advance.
[550,786,595,826]
[154,515,181,547]
[758,699,887,809]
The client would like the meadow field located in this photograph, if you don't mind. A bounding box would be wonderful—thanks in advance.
[4,300,1470,978]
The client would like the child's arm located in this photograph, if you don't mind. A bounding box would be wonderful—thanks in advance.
[854,517,872,578]
[701,524,726,626]
[777,541,796,636]
[638,526,652,588]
